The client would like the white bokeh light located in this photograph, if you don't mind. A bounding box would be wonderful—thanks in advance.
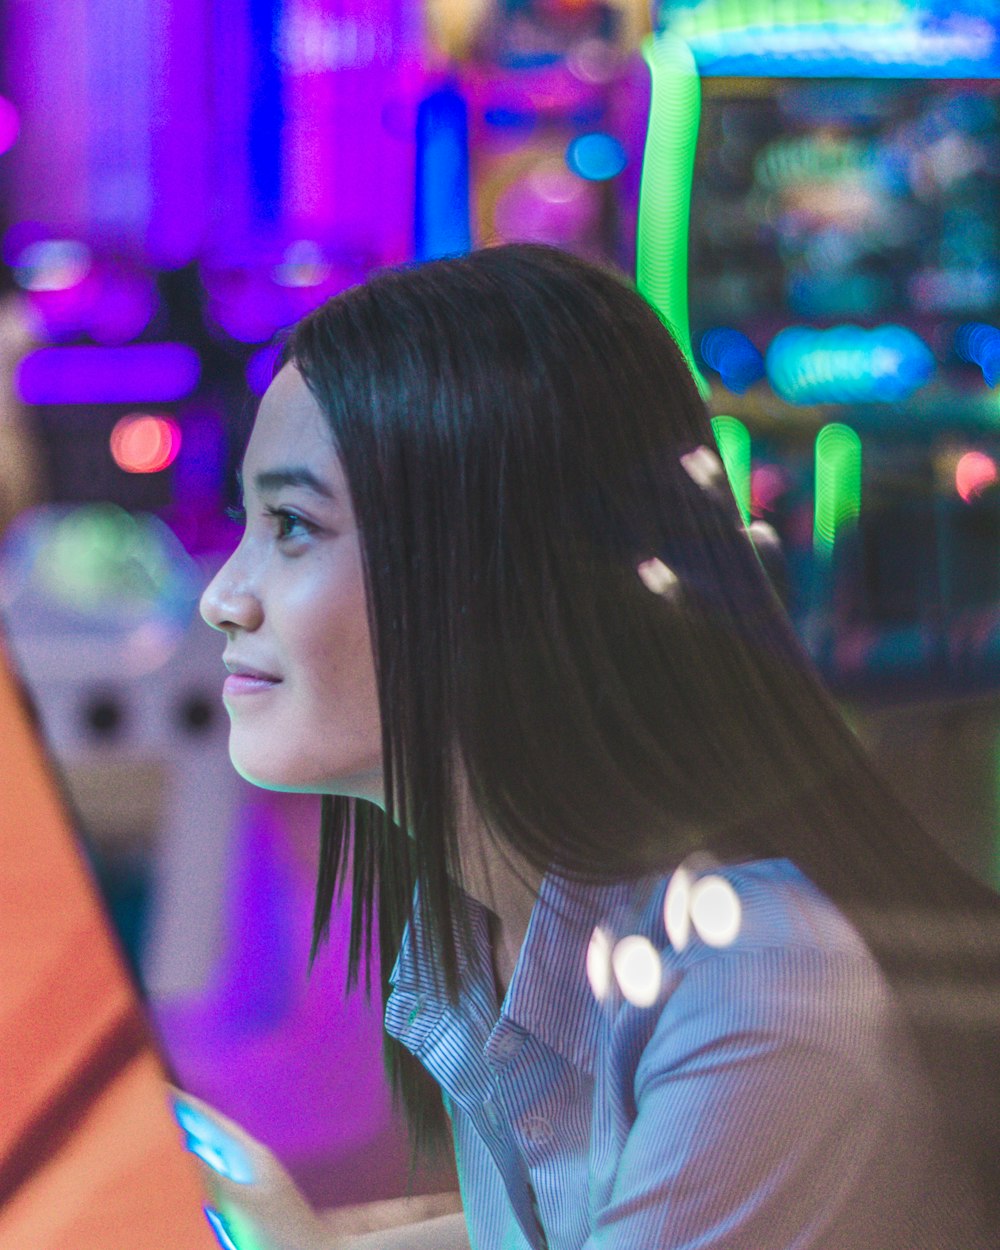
[611,935,662,1007]
[690,875,742,947]
[663,865,692,951]
[637,557,679,596]
[586,926,613,1002]
[680,444,723,490]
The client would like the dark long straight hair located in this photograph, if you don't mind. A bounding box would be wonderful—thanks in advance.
[286,244,1000,1185]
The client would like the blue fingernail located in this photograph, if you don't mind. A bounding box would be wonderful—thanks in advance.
[172,1100,255,1184]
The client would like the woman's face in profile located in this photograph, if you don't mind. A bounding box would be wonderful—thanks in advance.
[200,364,383,802]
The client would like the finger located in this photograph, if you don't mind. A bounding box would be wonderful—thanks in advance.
[167,1084,262,1154]
[167,1085,325,1250]
[168,1087,257,1185]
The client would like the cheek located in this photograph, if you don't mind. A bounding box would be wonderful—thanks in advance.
[288,579,379,721]
[226,613,380,791]
[301,620,378,711]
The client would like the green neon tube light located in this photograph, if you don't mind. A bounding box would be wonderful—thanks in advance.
[637,32,708,397]
[666,0,909,40]
[711,414,751,525]
[814,422,862,554]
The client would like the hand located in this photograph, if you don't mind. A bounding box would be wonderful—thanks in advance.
[169,1083,331,1250]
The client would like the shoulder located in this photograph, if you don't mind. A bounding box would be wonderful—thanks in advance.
[610,859,910,1094]
[587,863,967,1250]
[671,857,870,960]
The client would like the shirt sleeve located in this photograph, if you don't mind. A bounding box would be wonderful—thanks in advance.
[586,946,917,1250]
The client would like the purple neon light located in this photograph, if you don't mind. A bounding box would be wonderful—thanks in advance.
[2,220,48,265]
[246,342,283,396]
[147,0,210,265]
[0,96,19,155]
[15,344,201,405]
[279,0,420,266]
[151,793,416,1208]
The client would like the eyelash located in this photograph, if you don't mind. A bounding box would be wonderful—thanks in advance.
[225,504,314,542]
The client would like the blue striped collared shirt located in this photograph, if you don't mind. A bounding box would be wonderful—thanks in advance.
[384,859,985,1250]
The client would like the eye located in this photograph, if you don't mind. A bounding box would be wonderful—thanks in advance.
[264,505,313,541]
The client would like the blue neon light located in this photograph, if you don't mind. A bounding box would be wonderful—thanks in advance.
[955,323,1000,387]
[15,344,201,405]
[655,3,1000,78]
[415,82,471,262]
[248,0,283,222]
[246,341,283,397]
[204,1208,240,1250]
[484,107,535,131]
[566,133,627,182]
[766,324,934,405]
[699,328,765,394]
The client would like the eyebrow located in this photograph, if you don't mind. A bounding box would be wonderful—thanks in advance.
[237,466,338,501]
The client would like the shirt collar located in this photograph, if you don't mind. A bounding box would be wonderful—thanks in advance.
[501,872,641,1075]
[389,872,646,1077]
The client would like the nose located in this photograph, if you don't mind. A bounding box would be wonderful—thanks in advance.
[199,552,263,635]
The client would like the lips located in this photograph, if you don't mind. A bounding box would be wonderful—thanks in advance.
[222,657,282,698]
[223,656,281,681]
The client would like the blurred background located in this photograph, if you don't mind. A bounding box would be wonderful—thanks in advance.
[1,0,999,1213]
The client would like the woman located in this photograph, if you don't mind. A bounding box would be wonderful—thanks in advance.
[187,244,999,1249]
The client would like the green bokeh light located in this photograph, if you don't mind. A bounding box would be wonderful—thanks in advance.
[28,503,196,623]
[814,423,862,554]
[214,1201,268,1250]
[637,32,708,398]
[711,414,751,525]
[663,0,909,39]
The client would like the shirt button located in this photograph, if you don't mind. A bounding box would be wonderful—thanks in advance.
[483,1100,504,1131]
[519,1114,553,1147]
[490,1030,525,1063]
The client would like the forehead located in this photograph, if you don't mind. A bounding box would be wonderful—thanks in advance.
[244,363,337,471]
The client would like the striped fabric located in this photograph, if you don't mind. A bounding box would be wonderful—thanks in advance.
[384,860,987,1250]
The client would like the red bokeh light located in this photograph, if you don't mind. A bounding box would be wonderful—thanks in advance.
[110,413,181,474]
[750,463,790,517]
[955,450,998,504]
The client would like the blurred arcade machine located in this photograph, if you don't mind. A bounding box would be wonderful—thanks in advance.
[651,0,1000,884]
[420,0,652,268]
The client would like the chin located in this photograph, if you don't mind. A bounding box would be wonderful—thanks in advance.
[227,737,312,793]
[230,756,302,793]
[228,741,383,803]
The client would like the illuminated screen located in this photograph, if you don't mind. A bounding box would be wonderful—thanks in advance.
[655,2,1000,79]
[689,78,1000,411]
[0,633,216,1249]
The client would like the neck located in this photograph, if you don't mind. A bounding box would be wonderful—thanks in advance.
[455,803,543,1001]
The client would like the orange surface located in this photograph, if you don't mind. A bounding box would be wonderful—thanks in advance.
[0,639,217,1249]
